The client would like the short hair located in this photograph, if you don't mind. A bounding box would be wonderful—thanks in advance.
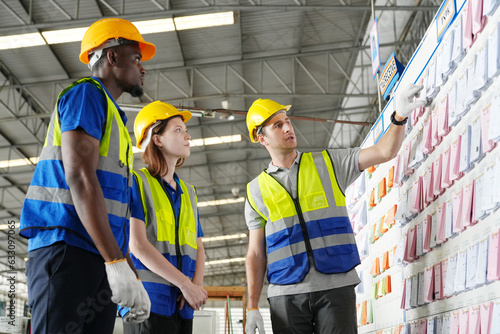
[142,116,185,177]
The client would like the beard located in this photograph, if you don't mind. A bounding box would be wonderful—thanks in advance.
[129,84,144,98]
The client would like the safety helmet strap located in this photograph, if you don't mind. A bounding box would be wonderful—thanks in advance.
[87,38,139,70]
[140,121,162,150]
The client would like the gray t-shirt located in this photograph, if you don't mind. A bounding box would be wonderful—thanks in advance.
[245,148,362,297]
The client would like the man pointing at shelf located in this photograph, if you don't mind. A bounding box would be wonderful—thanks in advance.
[244,84,425,334]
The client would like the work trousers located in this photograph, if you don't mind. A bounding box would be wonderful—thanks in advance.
[268,285,358,334]
[26,242,116,334]
[123,311,193,334]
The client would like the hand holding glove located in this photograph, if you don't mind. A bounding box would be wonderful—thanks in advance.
[395,83,426,119]
[122,282,151,323]
[105,258,151,323]
[245,308,266,334]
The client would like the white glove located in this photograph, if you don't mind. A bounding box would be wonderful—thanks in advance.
[245,309,266,334]
[122,282,151,323]
[395,83,426,119]
[105,259,151,323]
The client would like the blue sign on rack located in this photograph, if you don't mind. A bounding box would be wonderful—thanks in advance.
[370,18,381,80]
[435,0,457,42]
[378,52,405,101]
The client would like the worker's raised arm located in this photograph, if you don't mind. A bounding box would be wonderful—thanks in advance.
[359,84,425,171]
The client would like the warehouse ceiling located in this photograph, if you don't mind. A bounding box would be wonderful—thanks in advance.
[0,0,439,303]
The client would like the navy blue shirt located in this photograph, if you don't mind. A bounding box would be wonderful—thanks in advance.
[130,172,203,237]
[58,77,127,140]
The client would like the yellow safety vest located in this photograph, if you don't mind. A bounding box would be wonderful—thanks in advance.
[247,151,360,284]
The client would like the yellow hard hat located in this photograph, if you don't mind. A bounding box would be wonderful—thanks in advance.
[134,101,192,149]
[246,99,291,143]
[79,18,156,65]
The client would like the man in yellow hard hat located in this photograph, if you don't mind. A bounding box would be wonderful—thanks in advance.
[20,18,156,333]
[244,85,425,334]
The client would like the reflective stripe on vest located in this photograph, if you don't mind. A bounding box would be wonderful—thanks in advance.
[246,150,360,285]
[133,168,198,288]
[21,78,133,250]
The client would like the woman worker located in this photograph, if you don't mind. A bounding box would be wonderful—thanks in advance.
[123,101,208,334]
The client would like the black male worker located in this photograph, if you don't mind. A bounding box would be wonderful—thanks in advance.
[244,84,425,334]
[20,18,156,333]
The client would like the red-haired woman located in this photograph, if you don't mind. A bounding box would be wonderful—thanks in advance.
[122,101,207,334]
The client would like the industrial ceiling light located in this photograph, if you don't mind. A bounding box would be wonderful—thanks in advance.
[0,11,235,50]
[133,134,242,152]
[1,134,241,166]
[0,157,39,168]
[174,11,234,30]
[0,222,19,230]
[0,32,46,49]
[189,134,241,147]
[202,233,247,243]
[205,257,246,266]
[197,196,245,207]
[221,99,231,110]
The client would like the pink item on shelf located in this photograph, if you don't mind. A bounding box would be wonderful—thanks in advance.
[452,189,464,234]
[486,231,500,281]
[481,104,497,153]
[442,149,453,189]
[450,136,463,182]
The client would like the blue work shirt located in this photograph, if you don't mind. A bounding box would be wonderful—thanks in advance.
[20,77,131,253]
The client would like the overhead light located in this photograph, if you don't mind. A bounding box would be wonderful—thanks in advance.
[202,233,247,243]
[174,11,234,30]
[42,18,177,45]
[0,134,241,168]
[221,99,231,110]
[197,197,245,207]
[1,11,234,50]
[133,18,176,34]
[0,222,19,230]
[41,27,88,44]
[121,106,215,118]
[0,157,39,168]
[190,134,241,147]
[0,32,46,50]
[205,257,246,266]
[0,11,234,50]
[132,134,242,153]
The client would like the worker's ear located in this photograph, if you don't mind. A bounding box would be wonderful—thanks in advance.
[258,133,268,147]
[106,48,118,67]
[152,133,162,148]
